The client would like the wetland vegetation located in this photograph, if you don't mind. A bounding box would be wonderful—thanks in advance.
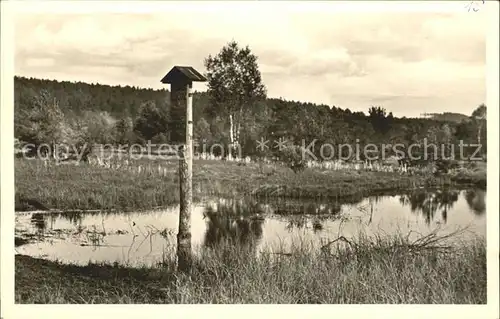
[13,39,488,304]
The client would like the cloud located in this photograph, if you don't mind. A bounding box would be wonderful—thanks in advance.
[14,9,486,117]
[259,48,366,78]
[293,12,486,64]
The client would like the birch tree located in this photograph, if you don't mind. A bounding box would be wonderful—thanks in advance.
[471,104,486,145]
[204,41,267,156]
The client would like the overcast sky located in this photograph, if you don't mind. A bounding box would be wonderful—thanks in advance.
[14,2,488,118]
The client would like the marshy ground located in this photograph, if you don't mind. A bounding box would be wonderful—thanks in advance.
[14,157,488,304]
[15,158,486,212]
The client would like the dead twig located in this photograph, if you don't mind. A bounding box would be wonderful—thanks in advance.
[320,235,356,251]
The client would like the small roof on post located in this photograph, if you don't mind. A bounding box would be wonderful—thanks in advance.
[161,66,207,84]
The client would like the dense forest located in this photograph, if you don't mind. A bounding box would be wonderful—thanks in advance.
[14,42,487,162]
[14,75,487,161]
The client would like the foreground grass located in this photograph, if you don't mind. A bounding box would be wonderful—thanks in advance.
[15,233,486,304]
[15,158,485,211]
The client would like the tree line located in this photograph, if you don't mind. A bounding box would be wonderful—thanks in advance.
[14,41,487,162]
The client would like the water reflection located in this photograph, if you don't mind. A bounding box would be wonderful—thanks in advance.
[399,188,460,225]
[273,201,342,216]
[30,213,47,233]
[15,188,486,267]
[54,212,84,228]
[203,199,265,250]
[465,189,486,216]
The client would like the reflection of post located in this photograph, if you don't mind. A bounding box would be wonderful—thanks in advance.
[368,200,373,225]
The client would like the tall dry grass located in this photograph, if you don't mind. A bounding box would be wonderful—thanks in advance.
[15,230,486,304]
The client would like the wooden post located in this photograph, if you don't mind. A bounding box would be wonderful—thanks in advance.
[161,66,206,273]
[187,84,193,186]
[177,83,193,272]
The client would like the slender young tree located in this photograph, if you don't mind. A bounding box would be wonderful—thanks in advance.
[471,104,486,145]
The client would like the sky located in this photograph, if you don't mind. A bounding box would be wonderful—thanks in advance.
[13,2,488,118]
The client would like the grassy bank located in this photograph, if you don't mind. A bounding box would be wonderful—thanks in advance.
[15,233,486,304]
[14,158,486,212]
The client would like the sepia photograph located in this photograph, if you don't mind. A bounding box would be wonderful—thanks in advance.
[1,0,499,317]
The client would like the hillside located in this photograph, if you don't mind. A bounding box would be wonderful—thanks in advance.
[14,76,486,159]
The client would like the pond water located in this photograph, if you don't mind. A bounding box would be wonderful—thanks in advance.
[15,188,486,267]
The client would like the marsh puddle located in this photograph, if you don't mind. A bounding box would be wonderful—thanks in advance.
[15,188,486,267]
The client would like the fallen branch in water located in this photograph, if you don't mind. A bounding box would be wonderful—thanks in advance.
[320,226,470,257]
[407,226,468,249]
